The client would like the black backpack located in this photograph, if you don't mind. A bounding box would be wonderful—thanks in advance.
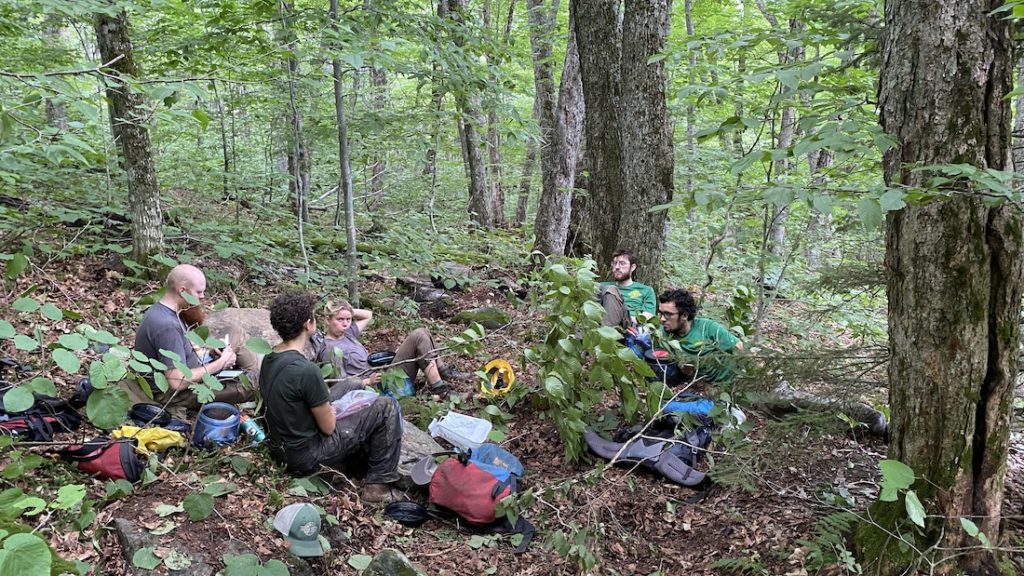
[0,387,83,442]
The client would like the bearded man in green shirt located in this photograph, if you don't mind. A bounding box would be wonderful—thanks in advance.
[599,248,657,328]
[657,288,744,383]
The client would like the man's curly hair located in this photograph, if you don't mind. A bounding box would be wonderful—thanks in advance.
[659,288,698,321]
[269,290,318,342]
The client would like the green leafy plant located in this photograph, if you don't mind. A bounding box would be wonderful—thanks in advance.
[523,259,657,462]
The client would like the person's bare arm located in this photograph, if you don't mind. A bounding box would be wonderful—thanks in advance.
[352,308,373,332]
[166,346,237,391]
[733,341,745,352]
[311,402,336,435]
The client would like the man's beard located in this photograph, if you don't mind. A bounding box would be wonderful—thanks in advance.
[612,270,631,282]
[179,305,206,329]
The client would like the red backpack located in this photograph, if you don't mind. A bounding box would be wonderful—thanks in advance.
[58,437,144,482]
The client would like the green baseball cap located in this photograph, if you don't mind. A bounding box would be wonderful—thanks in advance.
[273,503,324,557]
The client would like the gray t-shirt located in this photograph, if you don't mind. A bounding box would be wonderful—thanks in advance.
[321,323,368,376]
[134,302,200,372]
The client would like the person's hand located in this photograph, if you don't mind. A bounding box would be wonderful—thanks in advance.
[363,372,381,388]
[217,345,237,371]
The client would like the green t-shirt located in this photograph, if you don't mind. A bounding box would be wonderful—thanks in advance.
[662,317,741,383]
[601,281,656,317]
[259,350,330,450]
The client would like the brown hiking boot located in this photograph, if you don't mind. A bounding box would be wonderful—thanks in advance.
[360,483,406,504]
[438,365,469,383]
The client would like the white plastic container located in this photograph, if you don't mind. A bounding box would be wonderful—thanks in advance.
[428,410,492,450]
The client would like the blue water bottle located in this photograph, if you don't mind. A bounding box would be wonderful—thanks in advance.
[239,414,266,444]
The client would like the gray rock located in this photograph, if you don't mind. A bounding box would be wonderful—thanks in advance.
[205,308,316,358]
[452,307,511,330]
[363,549,427,576]
[397,420,444,489]
[396,275,446,303]
[431,262,475,290]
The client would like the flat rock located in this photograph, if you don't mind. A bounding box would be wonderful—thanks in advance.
[397,420,444,489]
[452,307,511,329]
[205,308,315,358]
[363,548,426,576]
[396,275,446,303]
[430,262,475,291]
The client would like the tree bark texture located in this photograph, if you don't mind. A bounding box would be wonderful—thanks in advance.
[94,10,163,261]
[370,67,387,201]
[862,2,1022,574]
[514,135,537,228]
[530,0,584,255]
[615,0,673,285]
[447,0,494,227]
[571,0,625,272]
[1012,55,1024,175]
[331,0,358,303]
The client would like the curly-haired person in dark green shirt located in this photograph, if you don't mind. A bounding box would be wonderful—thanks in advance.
[260,290,403,503]
[657,288,744,384]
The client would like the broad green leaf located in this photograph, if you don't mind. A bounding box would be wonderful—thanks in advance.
[203,482,237,497]
[183,492,214,521]
[86,386,131,430]
[132,548,161,570]
[13,335,38,351]
[879,189,906,212]
[58,333,89,351]
[544,376,565,400]
[22,378,56,397]
[1,387,34,412]
[163,550,192,570]
[40,303,62,321]
[904,490,926,528]
[347,554,372,571]
[106,479,133,498]
[150,521,178,535]
[50,484,86,510]
[960,516,980,537]
[89,330,120,345]
[191,109,210,130]
[12,298,39,313]
[879,459,915,502]
[155,503,184,517]
[0,321,14,339]
[245,337,273,355]
[180,291,200,306]
[0,533,51,576]
[5,253,28,280]
[52,349,81,373]
[857,197,883,230]
[12,495,46,515]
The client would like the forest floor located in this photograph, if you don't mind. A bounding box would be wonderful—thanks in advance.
[6,255,1024,576]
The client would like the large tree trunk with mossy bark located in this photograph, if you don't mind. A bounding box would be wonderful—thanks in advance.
[94,10,163,261]
[855,1,1022,574]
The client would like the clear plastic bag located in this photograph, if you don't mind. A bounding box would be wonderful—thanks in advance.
[332,389,379,420]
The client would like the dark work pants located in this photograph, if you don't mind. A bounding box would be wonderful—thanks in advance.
[277,381,402,483]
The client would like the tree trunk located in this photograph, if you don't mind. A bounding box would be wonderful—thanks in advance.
[1012,54,1024,175]
[615,0,673,285]
[571,0,625,271]
[370,66,387,201]
[447,0,493,227]
[331,0,358,303]
[514,135,537,228]
[856,2,1021,574]
[683,0,696,219]
[280,0,309,272]
[530,0,584,255]
[43,19,67,131]
[805,148,834,270]
[94,9,162,261]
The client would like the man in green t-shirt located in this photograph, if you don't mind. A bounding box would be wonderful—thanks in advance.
[657,288,744,383]
[599,247,657,328]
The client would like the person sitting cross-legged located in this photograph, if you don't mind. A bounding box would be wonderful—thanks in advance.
[316,300,464,396]
[260,290,403,503]
[599,247,657,329]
